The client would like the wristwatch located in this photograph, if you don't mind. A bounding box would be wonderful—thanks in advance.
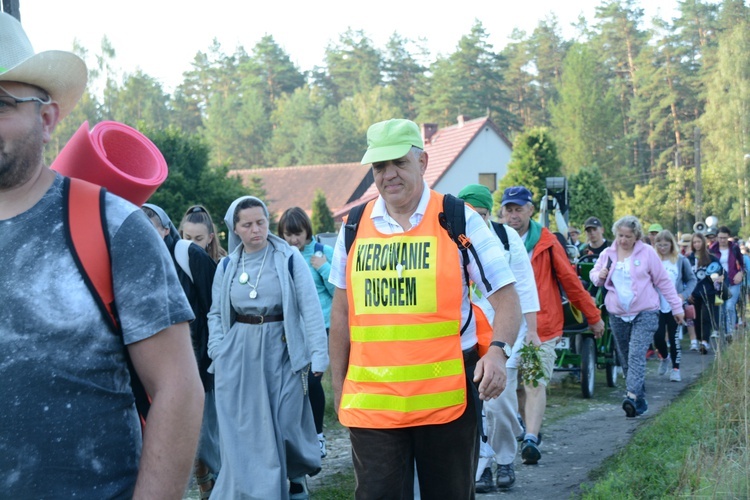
[490,341,512,359]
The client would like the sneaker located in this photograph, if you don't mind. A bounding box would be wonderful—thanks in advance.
[726,333,733,344]
[690,340,699,352]
[710,330,719,338]
[670,369,681,382]
[622,397,637,418]
[521,439,541,464]
[658,355,671,376]
[475,467,493,493]
[318,435,327,458]
[700,341,710,354]
[496,463,516,489]
[635,397,649,415]
[289,477,309,500]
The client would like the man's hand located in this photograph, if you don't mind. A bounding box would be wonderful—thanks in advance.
[526,330,541,347]
[590,319,605,338]
[473,349,507,401]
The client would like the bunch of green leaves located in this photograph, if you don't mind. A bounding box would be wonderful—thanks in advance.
[519,343,545,387]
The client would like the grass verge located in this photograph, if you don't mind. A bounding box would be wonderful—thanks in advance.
[582,333,749,499]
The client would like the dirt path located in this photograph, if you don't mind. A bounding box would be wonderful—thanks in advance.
[308,339,716,499]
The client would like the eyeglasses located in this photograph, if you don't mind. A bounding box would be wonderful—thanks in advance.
[0,94,52,115]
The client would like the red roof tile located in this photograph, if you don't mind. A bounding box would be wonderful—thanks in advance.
[233,163,371,219]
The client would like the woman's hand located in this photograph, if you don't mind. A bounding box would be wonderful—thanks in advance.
[598,266,610,280]
[688,295,695,304]
[310,254,327,270]
[733,272,743,285]
[674,312,685,325]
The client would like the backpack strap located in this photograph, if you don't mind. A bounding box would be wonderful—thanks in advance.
[491,221,510,252]
[64,177,150,426]
[174,239,194,283]
[344,203,367,255]
[64,177,117,329]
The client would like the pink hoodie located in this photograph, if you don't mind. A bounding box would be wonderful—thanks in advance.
[590,240,684,317]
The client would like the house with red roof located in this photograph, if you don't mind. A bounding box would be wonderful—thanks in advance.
[233,116,512,224]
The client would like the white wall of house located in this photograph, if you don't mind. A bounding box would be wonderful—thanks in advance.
[433,126,512,196]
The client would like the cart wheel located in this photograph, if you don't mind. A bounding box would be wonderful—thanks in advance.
[605,358,618,387]
[580,336,596,398]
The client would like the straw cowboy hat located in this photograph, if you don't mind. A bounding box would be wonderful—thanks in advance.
[0,12,87,120]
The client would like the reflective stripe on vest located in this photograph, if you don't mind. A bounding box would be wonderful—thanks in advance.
[340,190,467,429]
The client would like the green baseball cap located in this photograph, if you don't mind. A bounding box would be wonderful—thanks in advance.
[361,119,424,165]
[648,223,663,233]
[458,184,493,210]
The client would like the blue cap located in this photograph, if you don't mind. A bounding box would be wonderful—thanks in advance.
[501,186,533,206]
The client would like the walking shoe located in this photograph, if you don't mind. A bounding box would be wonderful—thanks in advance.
[318,435,327,458]
[496,463,515,488]
[635,397,649,415]
[726,333,733,344]
[700,341,710,354]
[622,397,637,418]
[289,476,309,500]
[690,340,699,351]
[670,368,681,382]
[658,355,671,376]
[475,467,493,493]
[710,330,719,338]
[521,439,541,464]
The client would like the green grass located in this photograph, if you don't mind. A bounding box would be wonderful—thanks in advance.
[582,333,750,499]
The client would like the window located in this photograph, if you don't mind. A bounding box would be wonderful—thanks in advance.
[478,173,497,192]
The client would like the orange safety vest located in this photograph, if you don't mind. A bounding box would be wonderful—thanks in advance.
[340,190,467,429]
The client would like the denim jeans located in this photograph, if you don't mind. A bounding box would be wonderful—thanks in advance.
[724,284,741,333]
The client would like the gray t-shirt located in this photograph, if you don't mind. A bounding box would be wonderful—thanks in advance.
[0,174,194,498]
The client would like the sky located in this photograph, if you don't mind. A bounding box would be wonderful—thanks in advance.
[19,0,695,94]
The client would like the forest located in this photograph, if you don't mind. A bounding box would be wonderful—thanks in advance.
[45,0,750,236]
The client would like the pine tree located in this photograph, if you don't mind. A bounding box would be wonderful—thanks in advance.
[311,190,335,234]
[568,166,615,235]
[494,128,563,213]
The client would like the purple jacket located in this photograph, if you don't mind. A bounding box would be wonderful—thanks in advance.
[709,240,744,283]
[590,240,684,317]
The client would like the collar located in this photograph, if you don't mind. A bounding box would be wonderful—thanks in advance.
[371,181,430,227]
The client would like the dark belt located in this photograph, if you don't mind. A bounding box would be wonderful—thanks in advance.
[235,313,284,325]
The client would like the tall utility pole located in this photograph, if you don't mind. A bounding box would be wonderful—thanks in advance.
[694,127,702,222]
[1,0,21,20]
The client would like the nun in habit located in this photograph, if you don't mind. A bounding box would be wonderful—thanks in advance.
[207,196,328,499]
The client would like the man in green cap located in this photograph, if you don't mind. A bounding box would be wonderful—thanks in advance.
[458,184,539,491]
[329,120,522,497]
[648,223,664,246]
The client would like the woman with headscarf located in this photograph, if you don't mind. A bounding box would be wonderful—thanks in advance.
[207,196,328,499]
[141,203,220,498]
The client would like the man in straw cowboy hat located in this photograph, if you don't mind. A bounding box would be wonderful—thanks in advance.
[0,12,204,498]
